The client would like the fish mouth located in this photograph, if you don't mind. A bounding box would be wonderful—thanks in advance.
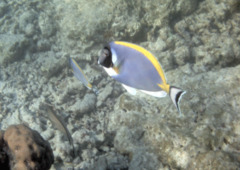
[98,49,108,66]
[97,49,102,65]
[98,46,112,68]
[98,55,105,65]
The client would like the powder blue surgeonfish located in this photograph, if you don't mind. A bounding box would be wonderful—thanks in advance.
[98,41,186,115]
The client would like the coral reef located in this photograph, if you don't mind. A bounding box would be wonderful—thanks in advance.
[0,34,29,67]
[0,124,54,170]
[0,0,239,169]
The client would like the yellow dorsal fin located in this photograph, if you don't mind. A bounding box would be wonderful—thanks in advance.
[114,41,167,85]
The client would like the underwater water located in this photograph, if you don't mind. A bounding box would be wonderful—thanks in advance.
[0,0,240,169]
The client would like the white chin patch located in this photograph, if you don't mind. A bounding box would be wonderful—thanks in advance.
[140,90,167,98]
[103,67,118,76]
[111,49,118,65]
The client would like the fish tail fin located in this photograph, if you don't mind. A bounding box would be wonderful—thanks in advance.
[169,86,186,115]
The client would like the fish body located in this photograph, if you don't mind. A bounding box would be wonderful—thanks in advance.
[69,58,98,94]
[98,41,185,115]
[69,58,92,89]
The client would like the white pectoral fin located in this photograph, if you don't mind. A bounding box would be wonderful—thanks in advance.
[122,84,137,95]
[103,67,137,95]
[140,90,167,98]
[103,65,137,95]
[169,86,186,116]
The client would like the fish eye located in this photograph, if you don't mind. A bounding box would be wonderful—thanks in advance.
[103,45,111,57]
[102,48,110,57]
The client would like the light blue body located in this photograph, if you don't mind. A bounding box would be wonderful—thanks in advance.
[109,42,164,91]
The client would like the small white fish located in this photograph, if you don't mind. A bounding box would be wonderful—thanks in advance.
[69,58,98,94]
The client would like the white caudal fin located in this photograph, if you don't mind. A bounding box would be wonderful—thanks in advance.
[169,86,186,115]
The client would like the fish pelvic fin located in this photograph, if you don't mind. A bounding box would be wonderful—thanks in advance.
[169,86,186,115]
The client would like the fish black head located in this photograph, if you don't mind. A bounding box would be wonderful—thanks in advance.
[98,45,112,68]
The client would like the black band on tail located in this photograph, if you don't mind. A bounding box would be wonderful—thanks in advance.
[169,86,186,115]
